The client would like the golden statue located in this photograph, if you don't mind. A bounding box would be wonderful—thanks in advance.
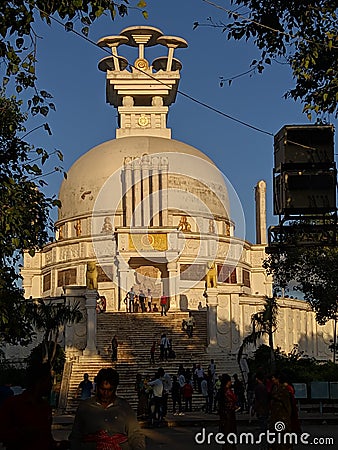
[74,219,82,237]
[178,216,191,232]
[86,261,98,289]
[57,225,64,240]
[206,262,217,288]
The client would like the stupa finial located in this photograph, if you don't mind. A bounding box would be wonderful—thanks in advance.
[97,26,188,139]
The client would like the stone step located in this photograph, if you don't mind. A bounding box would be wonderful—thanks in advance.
[61,310,239,414]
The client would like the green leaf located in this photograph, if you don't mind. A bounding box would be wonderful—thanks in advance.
[142,10,148,19]
[40,106,49,116]
[52,199,62,208]
[65,22,73,32]
[56,150,64,161]
[16,38,24,49]
[81,17,91,25]
[12,238,20,248]
[40,90,53,99]
[81,26,89,37]
[137,0,147,7]
[95,7,104,18]
[43,123,52,135]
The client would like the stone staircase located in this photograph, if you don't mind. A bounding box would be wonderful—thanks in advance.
[60,311,239,414]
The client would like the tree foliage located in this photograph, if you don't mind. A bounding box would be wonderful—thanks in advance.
[28,298,82,367]
[1,1,148,112]
[0,1,147,345]
[265,245,338,325]
[249,344,338,382]
[238,296,279,367]
[197,0,338,120]
[0,94,63,345]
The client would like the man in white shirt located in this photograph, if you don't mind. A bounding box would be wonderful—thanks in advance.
[147,370,164,425]
[160,368,172,418]
[200,376,208,413]
[160,334,170,361]
[127,287,135,313]
[194,364,205,393]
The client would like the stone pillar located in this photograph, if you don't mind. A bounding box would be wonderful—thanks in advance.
[206,287,218,348]
[142,156,151,227]
[152,158,160,226]
[63,286,87,360]
[124,163,132,228]
[167,259,178,310]
[83,290,98,356]
[255,180,267,245]
[116,255,131,311]
[133,159,142,227]
[160,157,169,226]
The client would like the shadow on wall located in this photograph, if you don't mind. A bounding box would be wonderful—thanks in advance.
[179,294,188,311]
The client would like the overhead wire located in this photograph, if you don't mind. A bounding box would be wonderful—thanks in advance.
[30,4,274,137]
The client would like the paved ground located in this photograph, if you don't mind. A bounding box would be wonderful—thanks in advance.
[53,423,338,449]
[52,410,338,449]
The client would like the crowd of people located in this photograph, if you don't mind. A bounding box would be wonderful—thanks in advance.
[131,360,226,424]
[0,357,302,450]
[217,369,302,450]
[131,364,301,450]
[123,287,170,315]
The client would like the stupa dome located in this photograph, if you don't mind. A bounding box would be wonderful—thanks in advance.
[58,135,230,224]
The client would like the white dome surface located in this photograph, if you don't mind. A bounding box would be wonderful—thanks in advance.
[58,136,229,221]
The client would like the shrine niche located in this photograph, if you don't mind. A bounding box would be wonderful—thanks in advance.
[177,216,191,232]
[97,265,113,282]
[134,266,161,298]
[43,272,51,292]
[209,219,216,234]
[101,217,113,233]
[57,268,77,287]
[180,263,206,281]
[74,219,82,237]
[218,265,237,284]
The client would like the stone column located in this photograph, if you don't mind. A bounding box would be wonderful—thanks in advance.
[142,156,151,227]
[206,287,218,348]
[133,159,142,227]
[124,163,132,228]
[63,286,87,360]
[83,290,98,356]
[152,158,160,226]
[255,180,267,245]
[116,255,131,311]
[160,157,169,227]
[167,259,178,310]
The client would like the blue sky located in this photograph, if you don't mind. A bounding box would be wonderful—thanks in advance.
[21,0,321,243]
